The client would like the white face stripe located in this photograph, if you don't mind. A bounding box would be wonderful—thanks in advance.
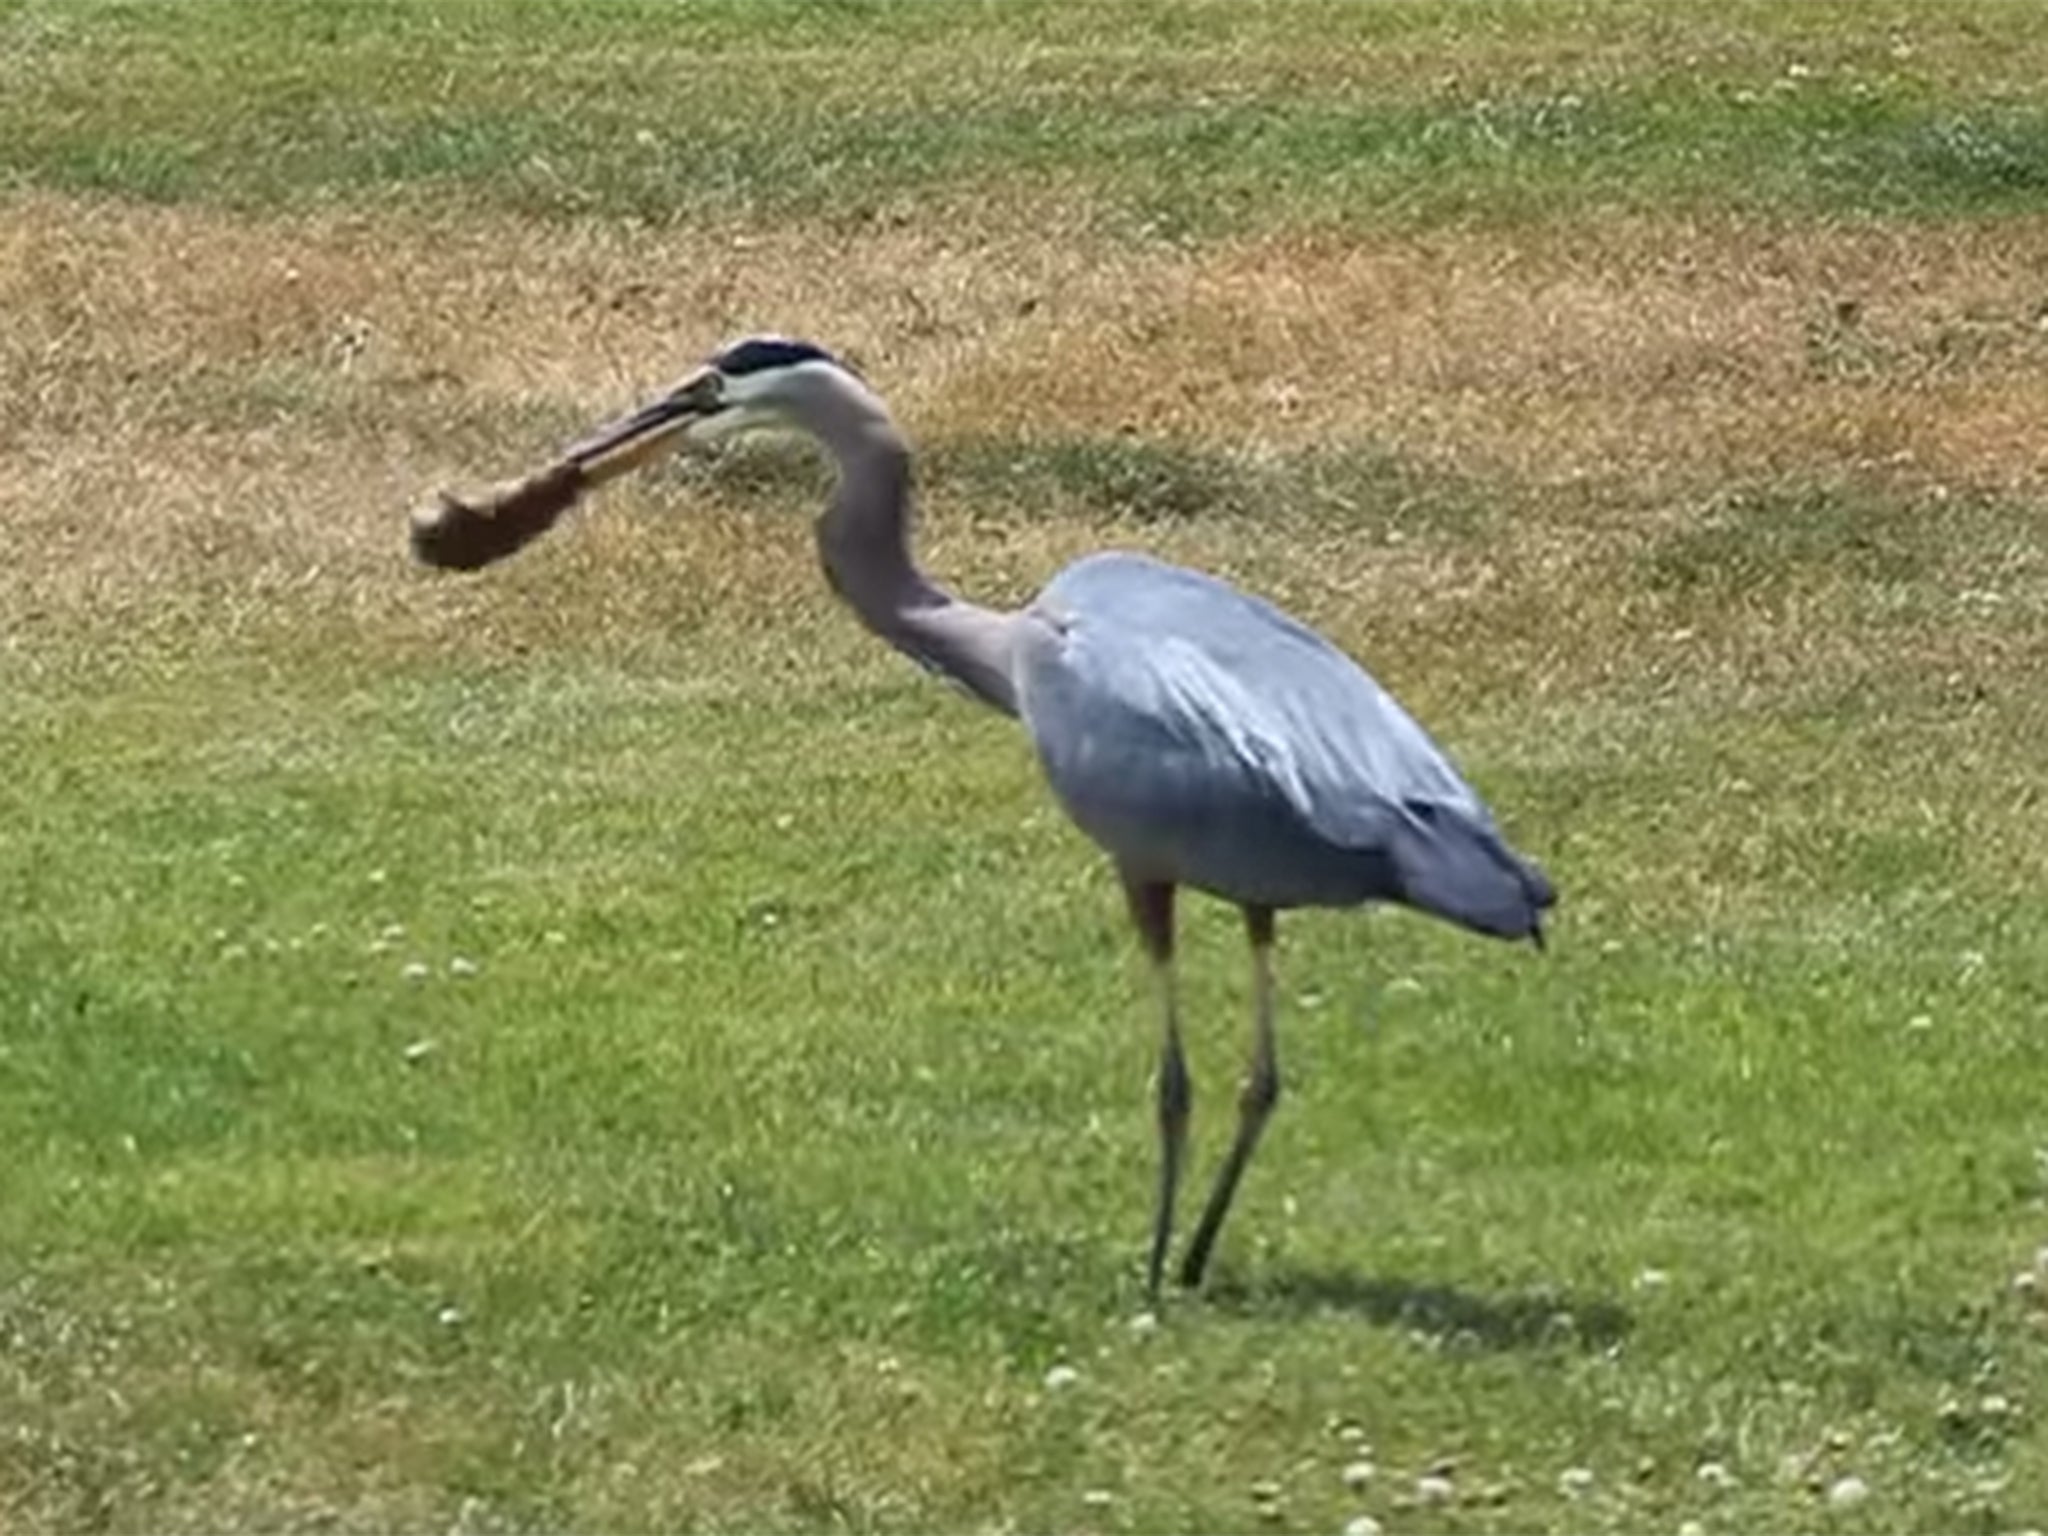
[716,356,845,405]
[686,357,854,442]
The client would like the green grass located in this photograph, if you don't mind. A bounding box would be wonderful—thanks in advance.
[8,0,2048,1529]
[1643,482,1961,595]
[4,577,2047,1529]
[11,0,2048,228]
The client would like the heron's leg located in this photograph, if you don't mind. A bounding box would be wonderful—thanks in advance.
[1122,871,1187,1300]
[1179,904,1280,1288]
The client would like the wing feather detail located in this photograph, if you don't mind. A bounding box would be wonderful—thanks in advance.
[1019,553,1553,938]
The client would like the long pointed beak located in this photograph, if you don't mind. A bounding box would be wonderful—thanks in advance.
[564,369,719,485]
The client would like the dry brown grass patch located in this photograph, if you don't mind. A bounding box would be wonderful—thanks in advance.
[947,216,2048,492]
[5,192,2045,698]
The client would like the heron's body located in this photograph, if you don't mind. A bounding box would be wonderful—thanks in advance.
[434,334,1557,1295]
[1017,551,1551,927]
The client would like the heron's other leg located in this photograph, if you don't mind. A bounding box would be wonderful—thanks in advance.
[1123,870,1187,1300]
[1179,904,1280,1288]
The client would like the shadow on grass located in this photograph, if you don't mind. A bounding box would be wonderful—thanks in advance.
[1207,1268,1632,1352]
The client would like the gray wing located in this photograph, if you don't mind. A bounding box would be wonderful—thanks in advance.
[1015,552,1553,939]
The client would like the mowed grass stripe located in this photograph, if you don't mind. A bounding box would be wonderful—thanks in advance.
[3,629,2045,1528]
[9,0,2048,225]
[13,195,2048,510]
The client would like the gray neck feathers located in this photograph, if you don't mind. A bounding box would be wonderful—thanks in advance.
[803,372,1020,718]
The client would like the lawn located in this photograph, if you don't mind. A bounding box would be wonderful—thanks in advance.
[3,2,2047,1531]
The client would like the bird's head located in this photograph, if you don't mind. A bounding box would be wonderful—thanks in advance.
[408,335,872,572]
[565,334,865,483]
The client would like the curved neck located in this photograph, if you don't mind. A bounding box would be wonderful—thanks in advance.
[806,386,1019,718]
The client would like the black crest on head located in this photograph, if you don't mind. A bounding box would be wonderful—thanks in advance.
[713,335,845,377]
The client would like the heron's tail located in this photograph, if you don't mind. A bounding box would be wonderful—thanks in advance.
[1385,802,1555,946]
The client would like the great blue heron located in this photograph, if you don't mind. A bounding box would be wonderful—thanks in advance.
[412,334,1556,1295]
